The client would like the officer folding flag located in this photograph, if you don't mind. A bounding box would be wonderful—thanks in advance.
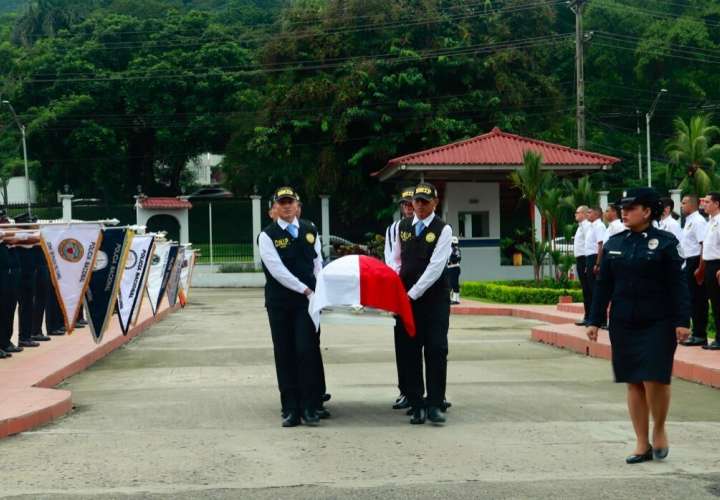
[84,228,133,343]
[147,242,178,315]
[165,246,185,307]
[40,223,103,333]
[117,234,155,334]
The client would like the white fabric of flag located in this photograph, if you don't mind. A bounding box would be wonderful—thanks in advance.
[117,234,155,334]
[40,223,103,333]
[146,241,171,315]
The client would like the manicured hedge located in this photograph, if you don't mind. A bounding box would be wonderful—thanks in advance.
[461,281,583,305]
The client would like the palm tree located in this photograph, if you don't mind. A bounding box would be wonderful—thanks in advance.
[537,186,564,241]
[665,114,720,196]
[562,175,597,210]
[509,150,551,281]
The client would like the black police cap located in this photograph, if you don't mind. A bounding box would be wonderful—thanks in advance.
[398,187,414,203]
[413,182,438,201]
[619,187,664,218]
[273,186,299,202]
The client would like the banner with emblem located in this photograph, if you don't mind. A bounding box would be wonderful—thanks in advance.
[178,249,197,307]
[40,223,103,333]
[165,246,185,307]
[146,242,178,315]
[84,228,133,343]
[117,234,155,334]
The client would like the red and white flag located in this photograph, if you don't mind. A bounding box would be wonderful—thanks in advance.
[309,255,415,336]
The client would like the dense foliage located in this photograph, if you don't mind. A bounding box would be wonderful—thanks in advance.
[1,0,719,237]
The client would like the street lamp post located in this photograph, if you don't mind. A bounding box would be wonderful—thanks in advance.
[645,89,667,188]
[2,100,32,215]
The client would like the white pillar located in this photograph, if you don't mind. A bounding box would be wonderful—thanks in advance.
[320,195,330,258]
[534,204,542,242]
[59,194,73,222]
[598,191,609,211]
[179,210,189,245]
[250,195,262,269]
[670,189,682,216]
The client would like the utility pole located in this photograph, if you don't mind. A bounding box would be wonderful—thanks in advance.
[646,88,667,188]
[2,100,32,216]
[569,0,587,150]
[636,109,642,181]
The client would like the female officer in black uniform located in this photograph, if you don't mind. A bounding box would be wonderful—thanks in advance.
[586,188,690,464]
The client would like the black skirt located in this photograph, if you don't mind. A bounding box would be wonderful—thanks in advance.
[608,319,677,385]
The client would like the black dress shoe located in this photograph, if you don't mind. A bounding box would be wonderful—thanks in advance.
[441,400,452,412]
[653,447,669,460]
[31,334,51,342]
[282,410,301,428]
[48,329,66,336]
[322,393,331,402]
[316,407,331,419]
[0,349,10,359]
[702,341,720,350]
[393,394,411,410]
[427,406,446,424]
[682,336,708,347]
[19,340,40,348]
[76,319,88,328]
[302,408,320,426]
[410,407,426,425]
[626,447,653,464]
[574,320,587,326]
[3,343,23,353]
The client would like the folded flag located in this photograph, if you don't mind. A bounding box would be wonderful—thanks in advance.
[309,255,415,336]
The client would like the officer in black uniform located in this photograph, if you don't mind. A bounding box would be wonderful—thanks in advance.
[0,214,23,356]
[392,182,453,425]
[258,187,325,427]
[13,213,47,348]
[0,225,13,358]
[587,188,690,464]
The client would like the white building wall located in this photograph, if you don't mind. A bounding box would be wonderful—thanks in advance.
[0,176,38,204]
[443,182,501,238]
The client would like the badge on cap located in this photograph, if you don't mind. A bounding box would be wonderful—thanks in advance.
[425,232,436,243]
[648,238,659,250]
[306,233,315,244]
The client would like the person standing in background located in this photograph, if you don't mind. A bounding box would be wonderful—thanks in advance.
[447,237,462,305]
[573,206,590,326]
[679,194,709,348]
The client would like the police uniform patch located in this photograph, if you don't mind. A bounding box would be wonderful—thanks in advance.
[59,238,84,263]
[400,231,413,242]
[306,232,315,244]
[648,238,659,250]
[274,238,290,249]
[425,232,436,243]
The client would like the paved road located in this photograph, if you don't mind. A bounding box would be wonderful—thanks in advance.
[2,289,720,499]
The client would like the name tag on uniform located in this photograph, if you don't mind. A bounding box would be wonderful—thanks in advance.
[274,238,290,249]
[608,250,622,255]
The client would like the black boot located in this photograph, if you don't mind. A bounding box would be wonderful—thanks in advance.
[410,406,426,425]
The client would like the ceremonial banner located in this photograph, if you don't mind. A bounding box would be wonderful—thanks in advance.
[146,242,178,315]
[178,249,197,307]
[166,246,185,307]
[84,228,132,343]
[117,234,155,334]
[40,223,103,333]
[309,255,416,336]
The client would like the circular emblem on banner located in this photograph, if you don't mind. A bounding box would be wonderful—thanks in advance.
[425,232,437,243]
[306,233,316,244]
[125,250,138,270]
[59,238,84,263]
[94,251,109,271]
[648,238,659,250]
[151,254,161,266]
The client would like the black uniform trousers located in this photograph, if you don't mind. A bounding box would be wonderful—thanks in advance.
[0,248,19,349]
[266,303,323,412]
[585,254,598,321]
[576,256,589,320]
[447,267,461,293]
[704,260,720,337]
[16,247,37,342]
[46,284,64,333]
[32,248,50,336]
[393,321,407,395]
[398,293,450,408]
[686,256,709,339]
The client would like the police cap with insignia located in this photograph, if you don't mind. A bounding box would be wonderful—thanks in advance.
[413,182,438,201]
[618,187,663,219]
[398,187,415,204]
[272,186,299,202]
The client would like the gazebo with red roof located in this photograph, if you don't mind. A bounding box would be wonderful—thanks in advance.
[135,195,193,244]
[374,127,621,280]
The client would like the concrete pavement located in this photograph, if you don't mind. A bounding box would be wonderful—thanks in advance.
[2,289,720,499]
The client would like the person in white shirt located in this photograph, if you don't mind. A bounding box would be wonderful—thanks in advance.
[583,207,606,326]
[391,182,453,425]
[602,203,626,243]
[573,206,590,325]
[680,194,710,347]
[384,188,415,411]
[657,198,683,242]
[258,186,326,427]
[699,192,720,350]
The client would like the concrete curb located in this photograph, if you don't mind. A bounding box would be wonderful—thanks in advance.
[0,300,180,439]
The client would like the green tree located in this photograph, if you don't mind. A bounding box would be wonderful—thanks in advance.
[665,114,720,196]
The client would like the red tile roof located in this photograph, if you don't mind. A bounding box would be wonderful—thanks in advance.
[137,197,192,210]
[375,127,620,177]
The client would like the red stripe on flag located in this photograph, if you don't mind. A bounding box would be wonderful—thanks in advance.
[358,255,416,337]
